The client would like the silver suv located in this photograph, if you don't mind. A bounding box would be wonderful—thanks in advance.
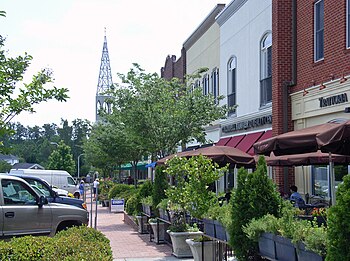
[0,175,88,238]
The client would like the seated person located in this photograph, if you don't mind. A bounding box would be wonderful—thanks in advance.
[290,185,306,207]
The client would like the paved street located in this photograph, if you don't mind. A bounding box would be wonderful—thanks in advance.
[86,193,193,261]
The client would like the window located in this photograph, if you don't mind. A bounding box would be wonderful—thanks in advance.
[227,57,237,116]
[347,0,350,48]
[2,179,37,205]
[67,177,76,186]
[202,74,209,95]
[211,68,219,104]
[314,0,324,61]
[260,33,272,107]
[312,165,349,198]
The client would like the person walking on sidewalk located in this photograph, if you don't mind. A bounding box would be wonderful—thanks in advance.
[93,178,99,200]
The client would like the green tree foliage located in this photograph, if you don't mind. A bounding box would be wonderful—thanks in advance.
[326,174,350,261]
[152,165,168,208]
[0,36,69,152]
[0,160,11,173]
[230,156,282,261]
[47,140,75,174]
[165,155,226,219]
[105,64,227,160]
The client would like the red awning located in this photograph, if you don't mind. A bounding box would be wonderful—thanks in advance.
[226,134,245,147]
[236,131,264,155]
[216,137,231,146]
[248,130,272,155]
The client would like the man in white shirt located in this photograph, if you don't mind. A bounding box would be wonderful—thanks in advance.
[93,178,99,200]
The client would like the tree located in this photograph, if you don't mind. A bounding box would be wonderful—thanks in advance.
[47,140,75,174]
[230,156,282,260]
[106,64,227,160]
[0,36,69,152]
[0,160,11,173]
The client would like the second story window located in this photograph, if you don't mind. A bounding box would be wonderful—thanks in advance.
[227,57,237,116]
[211,68,219,104]
[260,33,272,107]
[202,74,209,95]
[314,0,324,61]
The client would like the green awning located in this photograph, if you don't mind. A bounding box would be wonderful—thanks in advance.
[119,162,148,171]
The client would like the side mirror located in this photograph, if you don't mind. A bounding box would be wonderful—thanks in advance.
[38,195,48,207]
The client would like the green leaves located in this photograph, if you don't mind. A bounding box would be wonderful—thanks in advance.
[0,37,69,153]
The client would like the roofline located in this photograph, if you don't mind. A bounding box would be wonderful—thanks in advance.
[216,0,248,26]
[183,4,225,50]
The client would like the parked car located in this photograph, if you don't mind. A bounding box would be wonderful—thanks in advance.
[9,169,81,198]
[0,174,89,238]
[9,174,87,210]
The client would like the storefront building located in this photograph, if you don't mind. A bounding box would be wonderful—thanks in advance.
[272,0,350,196]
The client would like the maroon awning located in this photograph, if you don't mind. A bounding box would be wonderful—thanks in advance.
[236,131,264,155]
[226,134,245,147]
[247,130,272,155]
[216,137,231,146]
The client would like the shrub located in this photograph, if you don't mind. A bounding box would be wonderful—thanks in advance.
[138,179,153,198]
[0,226,113,260]
[99,179,114,200]
[326,174,350,261]
[230,156,282,261]
[152,165,168,208]
[125,193,142,215]
[108,184,135,203]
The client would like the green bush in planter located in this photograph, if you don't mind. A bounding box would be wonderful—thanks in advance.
[165,155,226,231]
[108,184,135,203]
[126,193,142,215]
[326,173,350,261]
[230,156,282,261]
[0,226,112,260]
[138,179,153,198]
[152,165,168,209]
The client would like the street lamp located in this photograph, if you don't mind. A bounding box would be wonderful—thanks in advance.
[77,153,85,179]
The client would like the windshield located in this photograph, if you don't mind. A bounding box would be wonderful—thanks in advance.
[24,179,52,197]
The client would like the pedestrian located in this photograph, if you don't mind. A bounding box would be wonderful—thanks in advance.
[93,178,99,200]
[290,185,305,207]
[79,180,85,199]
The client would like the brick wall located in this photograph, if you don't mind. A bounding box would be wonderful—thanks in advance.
[160,51,185,82]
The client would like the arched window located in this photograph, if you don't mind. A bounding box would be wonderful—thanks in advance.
[227,57,237,116]
[260,33,272,107]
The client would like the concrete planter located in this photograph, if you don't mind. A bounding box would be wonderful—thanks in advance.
[167,230,203,258]
[186,239,215,261]
[149,222,166,243]
[136,215,148,234]
[258,232,276,260]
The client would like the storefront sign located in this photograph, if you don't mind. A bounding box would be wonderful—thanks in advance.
[222,115,272,133]
[319,93,348,108]
[110,198,124,213]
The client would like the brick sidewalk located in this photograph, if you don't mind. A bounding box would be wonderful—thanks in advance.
[87,195,187,260]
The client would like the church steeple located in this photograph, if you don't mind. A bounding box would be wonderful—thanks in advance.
[96,28,113,121]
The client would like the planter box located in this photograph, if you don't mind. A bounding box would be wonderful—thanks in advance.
[136,215,148,234]
[258,233,276,260]
[158,208,171,222]
[214,220,227,242]
[102,199,110,207]
[203,218,215,238]
[296,243,324,261]
[149,222,166,243]
[186,239,215,261]
[275,235,297,261]
[142,204,153,216]
[167,230,203,258]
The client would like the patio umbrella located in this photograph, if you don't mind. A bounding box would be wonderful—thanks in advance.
[253,118,350,156]
[265,150,350,166]
[317,119,350,155]
[157,150,192,165]
[157,146,255,167]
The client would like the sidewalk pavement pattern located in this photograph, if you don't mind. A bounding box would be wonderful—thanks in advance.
[86,194,194,261]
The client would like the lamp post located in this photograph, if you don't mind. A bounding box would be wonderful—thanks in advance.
[77,153,84,179]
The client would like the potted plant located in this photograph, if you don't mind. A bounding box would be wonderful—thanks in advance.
[157,198,171,222]
[98,179,113,207]
[230,156,282,260]
[141,196,153,216]
[152,165,168,218]
[165,155,226,258]
[186,236,215,261]
[148,217,166,244]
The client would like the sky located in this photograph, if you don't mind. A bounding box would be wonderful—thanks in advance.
[1,0,228,127]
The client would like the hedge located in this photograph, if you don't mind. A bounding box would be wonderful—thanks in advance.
[0,226,113,260]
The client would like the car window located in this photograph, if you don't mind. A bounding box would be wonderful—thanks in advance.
[67,177,76,186]
[2,179,37,205]
[25,179,51,197]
